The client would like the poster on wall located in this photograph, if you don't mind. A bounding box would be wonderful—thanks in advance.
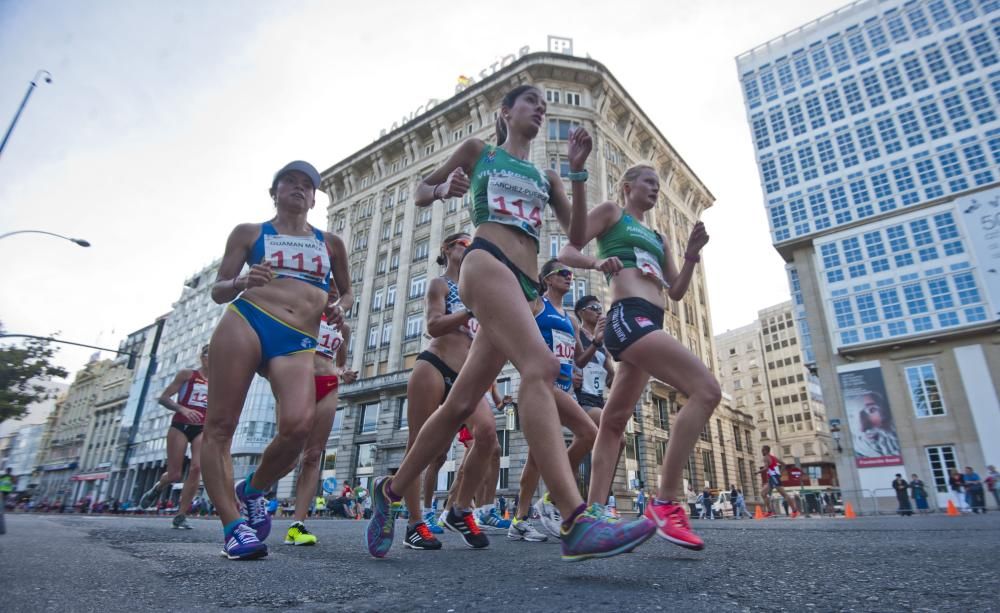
[837,363,903,468]
[954,187,1000,319]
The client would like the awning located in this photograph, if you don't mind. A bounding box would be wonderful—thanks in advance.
[71,472,110,482]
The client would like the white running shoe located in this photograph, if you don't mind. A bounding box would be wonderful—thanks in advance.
[507,517,548,542]
[533,494,562,539]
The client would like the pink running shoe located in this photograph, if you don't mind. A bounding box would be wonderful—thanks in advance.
[644,500,705,551]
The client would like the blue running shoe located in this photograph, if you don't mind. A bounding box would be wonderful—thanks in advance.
[478,508,510,530]
[366,476,397,558]
[490,508,511,529]
[222,521,268,560]
[561,504,656,562]
[235,478,271,542]
[423,510,444,534]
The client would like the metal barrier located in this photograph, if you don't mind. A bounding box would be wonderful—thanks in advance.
[871,487,937,515]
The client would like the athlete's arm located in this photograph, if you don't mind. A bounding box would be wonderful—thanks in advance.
[158,369,200,422]
[415,139,485,207]
[424,277,472,337]
[664,222,709,302]
[336,324,351,369]
[570,314,596,369]
[325,232,353,324]
[564,127,593,247]
[546,169,573,232]
[559,202,624,275]
[211,223,269,304]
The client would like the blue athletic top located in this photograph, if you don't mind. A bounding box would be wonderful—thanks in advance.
[442,276,466,314]
[535,297,575,390]
[248,221,332,292]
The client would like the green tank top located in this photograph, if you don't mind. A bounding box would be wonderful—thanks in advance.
[596,212,667,285]
[471,145,550,247]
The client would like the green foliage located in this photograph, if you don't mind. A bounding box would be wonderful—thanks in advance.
[0,323,68,423]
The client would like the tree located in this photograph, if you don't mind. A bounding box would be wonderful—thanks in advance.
[0,322,68,424]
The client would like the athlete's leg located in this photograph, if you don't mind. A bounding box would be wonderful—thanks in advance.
[620,331,721,502]
[423,453,446,509]
[555,389,598,477]
[177,433,203,515]
[160,427,189,489]
[459,398,498,509]
[585,406,628,505]
[587,362,649,505]
[402,361,445,526]
[292,389,339,524]
[775,486,798,513]
[202,312,261,526]
[516,452,541,518]
[253,352,317,491]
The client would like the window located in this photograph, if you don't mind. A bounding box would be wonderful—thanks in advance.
[358,402,379,434]
[396,397,408,430]
[390,250,400,271]
[417,207,432,226]
[546,89,560,104]
[409,274,427,299]
[405,314,422,339]
[366,326,378,349]
[549,234,568,258]
[926,445,958,493]
[394,217,404,236]
[548,118,580,141]
[322,449,337,471]
[565,92,581,106]
[331,408,344,435]
[413,239,429,261]
[386,285,396,307]
[356,442,376,471]
[381,223,390,241]
[371,288,383,311]
[905,364,947,417]
[381,323,392,345]
[701,450,716,488]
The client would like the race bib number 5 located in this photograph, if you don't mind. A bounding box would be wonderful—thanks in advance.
[551,329,575,365]
[487,174,545,233]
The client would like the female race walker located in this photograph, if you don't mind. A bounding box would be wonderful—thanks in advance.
[509,259,598,543]
[283,317,356,545]
[561,163,718,551]
[204,161,352,560]
[366,85,654,561]
[401,232,500,551]
[138,344,212,530]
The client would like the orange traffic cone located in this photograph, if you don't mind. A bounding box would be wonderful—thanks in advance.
[946,499,960,516]
[503,509,510,520]
[754,505,764,519]
[844,502,856,519]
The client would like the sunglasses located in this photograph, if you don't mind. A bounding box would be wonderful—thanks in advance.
[582,304,602,313]
[545,268,573,280]
[446,238,471,249]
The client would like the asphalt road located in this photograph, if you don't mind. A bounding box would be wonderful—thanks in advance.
[1,512,997,612]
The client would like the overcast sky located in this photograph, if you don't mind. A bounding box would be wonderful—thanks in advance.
[0,0,847,378]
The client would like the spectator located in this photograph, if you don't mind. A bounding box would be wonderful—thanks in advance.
[909,474,929,513]
[636,488,646,516]
[699,488,714,520]
[735,489,748,519]
[986,465,999,510]
[949,469,967,512]
[267,496,279,516]
[963,467,987,514]
[729,484,738,519]
[314,494,327,518]
[498,494,507,518]
[892,474,912,516]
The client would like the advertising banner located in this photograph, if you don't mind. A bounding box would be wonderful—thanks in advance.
[837,363,903,468]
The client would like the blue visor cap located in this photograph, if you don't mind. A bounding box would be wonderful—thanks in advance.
[273,160,321,190]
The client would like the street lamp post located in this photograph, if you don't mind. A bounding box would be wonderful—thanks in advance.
[0,70,53,159]
[0,230,90,247]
